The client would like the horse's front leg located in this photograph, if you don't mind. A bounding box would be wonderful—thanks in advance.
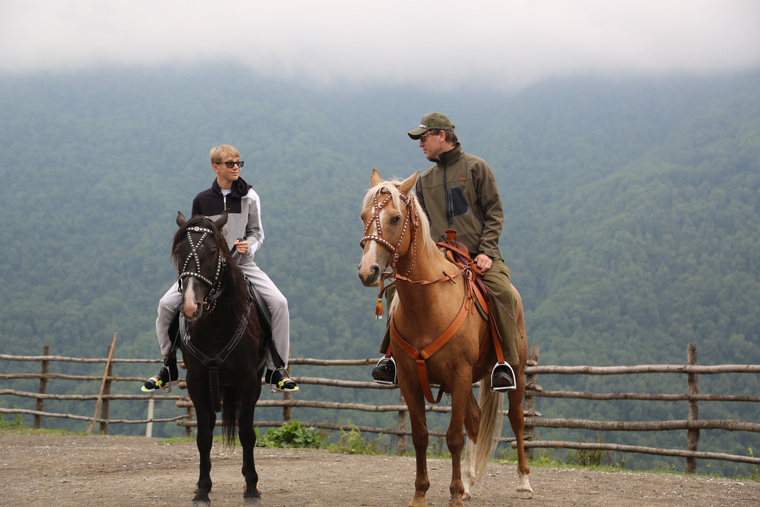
[400,383,430,507]
[445,381,472,507]
[239,389,261,505]
[192,403,216,506]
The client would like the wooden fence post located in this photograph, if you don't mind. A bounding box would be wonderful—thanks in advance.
[686,343,699,473]
[396,391,408,454]
[145,399,155,438]
[523,344,540,461]
[87,333,117,434]
[185,404,194,439]
[283,354,293,423]
[99,353,114,435]
[34,345,51,429]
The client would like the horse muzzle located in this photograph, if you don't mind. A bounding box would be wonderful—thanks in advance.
[180,280,205,321]
[358,263,384,287]
[358,241,393,287]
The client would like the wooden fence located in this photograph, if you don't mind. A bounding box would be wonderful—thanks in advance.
[1,342,759,473]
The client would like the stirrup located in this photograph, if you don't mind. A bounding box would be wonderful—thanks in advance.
[266,367,299,393]
[372,356,397,386]
[141,365,178,393]
[490,362,517,392]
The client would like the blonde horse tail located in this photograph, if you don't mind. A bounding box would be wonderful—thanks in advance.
[474,375,504,480]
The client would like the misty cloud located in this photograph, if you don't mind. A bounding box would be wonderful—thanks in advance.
[1,0,759,92]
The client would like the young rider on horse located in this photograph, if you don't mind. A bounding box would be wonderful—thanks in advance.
[372,113,521,391]
[142,144,298,393]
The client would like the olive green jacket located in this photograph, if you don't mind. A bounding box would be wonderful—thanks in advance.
[414,143,504,260]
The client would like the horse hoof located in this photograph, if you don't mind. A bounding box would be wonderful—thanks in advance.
[462,491,471,501]
[244,497,261,506]
[517,487,534,499]
[191,500,211,507]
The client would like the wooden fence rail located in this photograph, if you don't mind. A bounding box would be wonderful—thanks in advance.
[1,342,759,472]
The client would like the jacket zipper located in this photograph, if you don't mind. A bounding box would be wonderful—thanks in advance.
[442,158,453,227]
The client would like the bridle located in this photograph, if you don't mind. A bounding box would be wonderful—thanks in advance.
[176,225,227,314]
[360,188,420,277]
[360,187,469,319]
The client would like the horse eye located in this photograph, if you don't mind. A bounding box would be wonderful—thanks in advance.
[391,215,401,225]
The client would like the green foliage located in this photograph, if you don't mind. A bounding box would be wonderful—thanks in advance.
[257,421,324,449]
[565,433,628,469]
[749,448,760,481]
[0,411,24,429]
[328,424,385,455]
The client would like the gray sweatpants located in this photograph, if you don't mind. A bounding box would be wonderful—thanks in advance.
[155,261,290,370]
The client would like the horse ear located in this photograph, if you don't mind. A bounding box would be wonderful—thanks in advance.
[370,168,381,187]
[214,210,228,230]
[398,171,420,195]
[177,211,187,228]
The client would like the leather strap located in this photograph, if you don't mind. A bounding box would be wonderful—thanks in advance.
[390,283,471,404]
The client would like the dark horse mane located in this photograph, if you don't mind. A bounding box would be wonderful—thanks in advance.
[171,214,255,321]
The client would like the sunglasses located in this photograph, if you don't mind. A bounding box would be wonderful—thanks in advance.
[218,160,244,168]
[419,132,436,143]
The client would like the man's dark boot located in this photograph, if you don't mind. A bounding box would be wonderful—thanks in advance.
[491,362,517,392]
[371,357,397,385]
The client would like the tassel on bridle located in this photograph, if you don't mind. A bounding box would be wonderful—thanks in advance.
[375,277,386,319]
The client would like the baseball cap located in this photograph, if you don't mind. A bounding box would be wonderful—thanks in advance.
[408,112,455,139]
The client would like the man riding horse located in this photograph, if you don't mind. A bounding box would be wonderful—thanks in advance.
[372,113,521,391]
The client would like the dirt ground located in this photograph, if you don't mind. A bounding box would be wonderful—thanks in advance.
[1,430,758,507]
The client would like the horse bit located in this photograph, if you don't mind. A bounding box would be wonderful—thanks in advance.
[177,225,226,314]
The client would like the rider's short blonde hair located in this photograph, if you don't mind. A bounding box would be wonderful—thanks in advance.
[209,145,240,165]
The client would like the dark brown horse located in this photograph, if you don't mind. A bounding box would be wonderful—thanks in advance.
[172,212,267,506]
[358,169,532,507]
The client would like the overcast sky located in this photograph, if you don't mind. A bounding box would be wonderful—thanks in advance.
[2,0,759,92]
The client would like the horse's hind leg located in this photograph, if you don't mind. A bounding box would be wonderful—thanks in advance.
[445,381,475,507]
[509,284,533,499]
[462,436,477,500]
[239,391,261,505]
[507,388,533,499]
[461,389,481,501]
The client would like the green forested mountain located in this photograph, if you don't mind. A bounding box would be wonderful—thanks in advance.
[1,67,758,475]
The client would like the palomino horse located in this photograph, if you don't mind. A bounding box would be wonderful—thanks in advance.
[358,169,532,507]
[173,212,267,506]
